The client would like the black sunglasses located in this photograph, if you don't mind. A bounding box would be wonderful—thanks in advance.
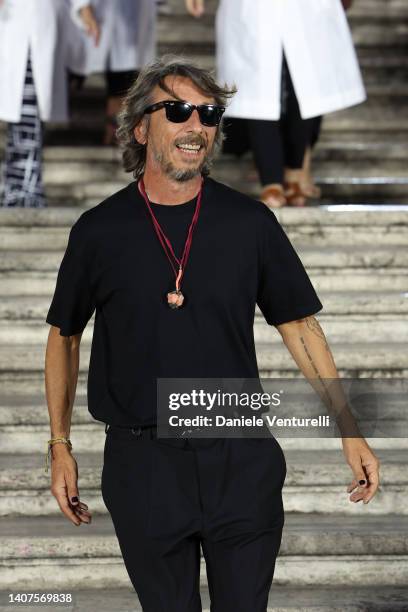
[143,100,226,127]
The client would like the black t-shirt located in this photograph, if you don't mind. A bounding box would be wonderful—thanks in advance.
[46,176,323,427]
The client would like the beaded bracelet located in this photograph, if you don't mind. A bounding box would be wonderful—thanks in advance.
[45,437,73,473]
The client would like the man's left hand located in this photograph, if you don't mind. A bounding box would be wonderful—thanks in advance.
[343,437,380,504]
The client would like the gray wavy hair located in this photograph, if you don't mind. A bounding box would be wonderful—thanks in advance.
[116,54,237,179]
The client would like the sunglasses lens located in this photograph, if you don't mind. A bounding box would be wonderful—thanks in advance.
[198,106,222,126]
[166,102,193,123]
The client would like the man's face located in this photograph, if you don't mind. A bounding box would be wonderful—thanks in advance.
[135,76,218,182]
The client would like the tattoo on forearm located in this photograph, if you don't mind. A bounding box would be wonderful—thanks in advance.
[300,334,321,377]
[306,316,330,351]
[300,316,337,409]
[300,334,333,409]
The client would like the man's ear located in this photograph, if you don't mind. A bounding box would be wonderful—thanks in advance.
[134,117,148,145]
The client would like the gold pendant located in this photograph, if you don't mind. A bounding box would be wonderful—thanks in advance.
[167,290,185,309]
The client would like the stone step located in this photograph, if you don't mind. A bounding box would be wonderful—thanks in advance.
[356,55,408,85]
[2,203,408,227]
[2,585,407,612]
[1,514,407,589]
[221,159,408,181]
[215,171,408,205]
[0,447,406,517]
[2,207,408,248]
[48,184,408,206]
[31,158,408,188]
[0,341,406,378]
[1,147,405,201]
[0,245,406,272]
[33,139,408,163]
[0,212,407,238]
[1,269,406,296]
[8,176,408,206]
[1,293,408,343]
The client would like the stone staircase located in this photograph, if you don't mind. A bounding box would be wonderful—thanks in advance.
[1,0,408,610]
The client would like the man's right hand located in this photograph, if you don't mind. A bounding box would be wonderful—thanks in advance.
[79,5,101,46]
[50,444,92,526]
[185,0,205,18]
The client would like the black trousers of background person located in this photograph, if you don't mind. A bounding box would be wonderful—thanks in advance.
[101,423,287,612]
[222,55,322,186]
[68,69,139,98]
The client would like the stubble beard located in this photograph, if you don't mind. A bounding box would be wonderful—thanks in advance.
[153,144,215,182]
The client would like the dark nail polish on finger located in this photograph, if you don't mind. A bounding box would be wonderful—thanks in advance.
[359,479,366,485]
[71,496,79,503]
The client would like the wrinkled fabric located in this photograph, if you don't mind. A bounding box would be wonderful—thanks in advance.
[102,424,286,611]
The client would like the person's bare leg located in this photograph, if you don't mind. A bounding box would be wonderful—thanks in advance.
[283,168,307,206]
[298,146,322,198]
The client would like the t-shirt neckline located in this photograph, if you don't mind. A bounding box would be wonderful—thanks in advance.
[133,176,210,215]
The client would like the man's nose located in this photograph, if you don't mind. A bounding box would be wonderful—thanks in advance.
[185,108,204,130]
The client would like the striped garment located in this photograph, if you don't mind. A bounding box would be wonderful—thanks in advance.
[1,50,46,207]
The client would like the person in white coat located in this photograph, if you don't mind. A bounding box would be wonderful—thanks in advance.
[70,0,157,144]
[186,0,366,207]
[0,0,95,207]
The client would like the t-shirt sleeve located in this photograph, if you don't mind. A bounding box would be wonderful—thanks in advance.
[46,215,96,336]
[256,208,323,326]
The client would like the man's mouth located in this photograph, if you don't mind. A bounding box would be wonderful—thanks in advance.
[175,143,204,155]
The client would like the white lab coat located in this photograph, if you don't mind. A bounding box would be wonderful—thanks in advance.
[216,0,366,120]
[69,0,157,75]
[0,0,79,123]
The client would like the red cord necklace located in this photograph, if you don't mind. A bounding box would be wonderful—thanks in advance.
[138,177,203,309]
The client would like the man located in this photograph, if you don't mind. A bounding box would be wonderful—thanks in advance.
[44,56,379,611]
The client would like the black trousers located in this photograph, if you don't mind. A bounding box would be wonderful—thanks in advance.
[222,55,322,186]
[68,69,139,98]
[101,424,287,611]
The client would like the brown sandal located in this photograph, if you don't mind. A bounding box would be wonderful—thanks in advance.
[284,182,308,207]
[259,185,287,208]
